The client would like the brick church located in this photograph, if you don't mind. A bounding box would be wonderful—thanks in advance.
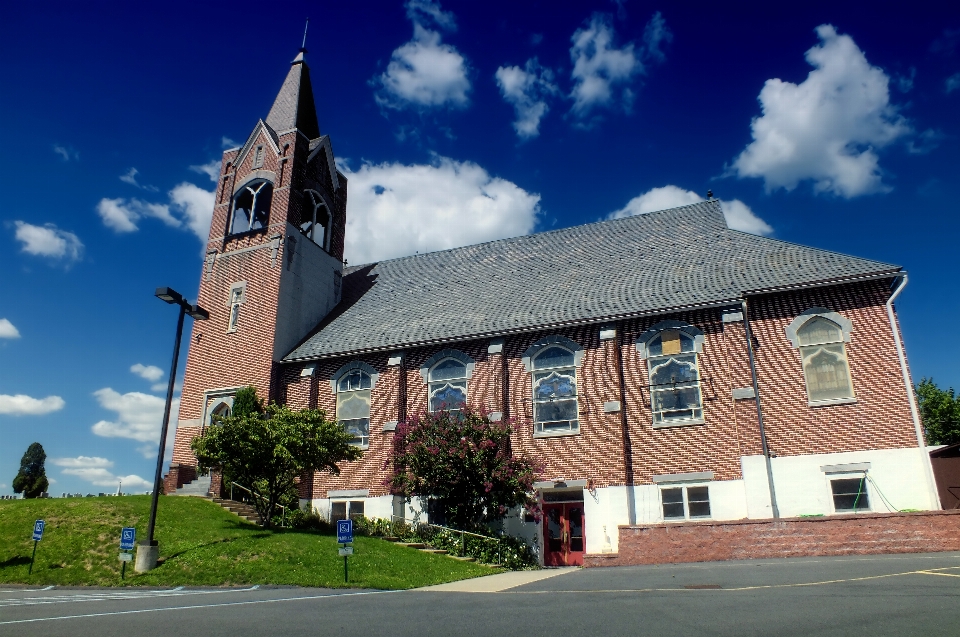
[167,49,941,566]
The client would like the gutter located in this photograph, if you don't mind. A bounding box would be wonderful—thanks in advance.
[742,298,780,519]
[885,274,941,510]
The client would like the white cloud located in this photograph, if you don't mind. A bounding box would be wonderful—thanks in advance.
[0,394,65,416]
[731,25,910,198]
[189,160,221,183]
[946,73,960,93]
[51,456,152,491]
[119,168,159,192]
[222,136,240,149]
[97,181,213,242]
[609,185,773,235]
[13,221,84,264]
[569,13,642,118]
[642,11,673,63]
[52,144,78,161]
[374,1,470,110]
[130,363,164,382]
[342,157,541,264]
[150,381,181,394]
[496,58,559,139]
[0,318,20,339]
[91,387,174,443]
[169,182,215,242]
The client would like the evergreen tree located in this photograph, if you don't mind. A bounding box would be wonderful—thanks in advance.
[13,442,49,498]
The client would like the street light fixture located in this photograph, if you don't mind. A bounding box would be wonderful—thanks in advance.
[135,287,209,573]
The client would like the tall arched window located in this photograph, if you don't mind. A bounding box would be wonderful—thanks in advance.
[797,317,854,403]
[428,358,468,411]
[336,370,371,448]
[230,180,273,234]
[638,321,705,426]
[532,346,579,435]
[300,190,331,250]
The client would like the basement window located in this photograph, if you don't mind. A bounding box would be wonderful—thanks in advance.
[331,500,365,522]
[661,485,711,521]
[831,477,870,513]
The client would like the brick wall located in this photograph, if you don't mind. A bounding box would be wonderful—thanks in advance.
[584,510,960,566]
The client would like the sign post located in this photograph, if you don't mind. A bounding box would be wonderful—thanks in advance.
[29,520,45,575]
[119,527,136,579]
[337,519,353,583]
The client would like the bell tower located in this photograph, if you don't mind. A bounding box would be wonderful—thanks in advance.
[168,48,347,487]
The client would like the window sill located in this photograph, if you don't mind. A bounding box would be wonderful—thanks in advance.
[809,397,857,407]
[652,418,706,429]
[533,430,580,439]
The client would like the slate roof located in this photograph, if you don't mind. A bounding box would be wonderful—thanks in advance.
[285,201,900,361]
[265,53,320,140]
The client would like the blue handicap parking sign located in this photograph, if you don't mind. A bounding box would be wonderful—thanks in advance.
[32,520,45,541]
[120,527,136,550]
[337,519,353,544]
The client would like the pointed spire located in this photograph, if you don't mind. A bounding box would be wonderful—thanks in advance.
[264,48,320,140]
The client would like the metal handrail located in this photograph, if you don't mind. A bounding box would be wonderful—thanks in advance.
[390,515,501,564]
[229,481,287,527]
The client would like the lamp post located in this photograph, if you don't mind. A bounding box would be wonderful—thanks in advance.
[135,287,209,573]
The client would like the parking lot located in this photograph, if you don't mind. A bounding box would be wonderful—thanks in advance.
[2,552,958,636]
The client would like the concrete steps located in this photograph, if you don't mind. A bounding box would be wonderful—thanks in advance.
[211,498,262,525]
[174,474,211,497]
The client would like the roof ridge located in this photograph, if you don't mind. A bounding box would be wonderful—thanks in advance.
[724,226,897,268]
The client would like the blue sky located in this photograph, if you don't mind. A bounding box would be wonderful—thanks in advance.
[1,1,958,496]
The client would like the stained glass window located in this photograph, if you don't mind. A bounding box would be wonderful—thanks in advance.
[428,358,467,412]
[646,329,703,425]
[797,318,854,403]
[337,369,371,447]
[533,346,579,434]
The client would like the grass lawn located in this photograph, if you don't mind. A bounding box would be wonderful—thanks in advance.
[0,496,499,589]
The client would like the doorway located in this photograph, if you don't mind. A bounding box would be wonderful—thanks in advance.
[543,498,585,566]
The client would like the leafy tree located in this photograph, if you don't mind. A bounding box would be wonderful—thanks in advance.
[231,385,264,418]
[13,442,49,498]
[192,402,361,528]
[389,408,542,531]
[916,378,960,446]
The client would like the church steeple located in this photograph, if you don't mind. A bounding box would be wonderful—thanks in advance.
[264,51,320,139]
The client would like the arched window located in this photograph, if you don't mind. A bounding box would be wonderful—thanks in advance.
[300,190,331,250]
[428,358,468,412]
[796,317,854,403]
[532,346,579,435]
[336,370,371,448]
[638,321,704,426]
[209,402,231,426]
[230,180,273,234]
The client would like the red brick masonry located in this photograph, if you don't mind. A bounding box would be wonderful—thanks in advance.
[584,511,960,567]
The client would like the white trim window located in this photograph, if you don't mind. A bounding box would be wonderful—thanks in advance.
[300,190,332,251]
[830,476,870,513]
[227,283,246,332]
[209,401,231,425]
[428,358,468,412]
[331,500,365,522]
[532,346,579,435]
[797,317,855,404]
[336,370,371,448]
[645,329,704,426]
[660,485,711,520]
[229,180,273,234]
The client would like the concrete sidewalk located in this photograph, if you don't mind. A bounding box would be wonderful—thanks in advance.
[419,567,578,592]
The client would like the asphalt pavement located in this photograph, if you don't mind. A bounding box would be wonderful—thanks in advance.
[1,552,958,636]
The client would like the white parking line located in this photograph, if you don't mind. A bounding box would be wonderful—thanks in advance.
[0,590,398,625]
[0,586,261,608]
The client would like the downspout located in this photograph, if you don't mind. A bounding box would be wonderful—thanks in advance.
[885,274,941,510]
[616,323,637,525]
[742,298,780,519]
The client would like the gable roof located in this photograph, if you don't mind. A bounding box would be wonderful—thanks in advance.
[285,201,900,362]
[265,53,320,140]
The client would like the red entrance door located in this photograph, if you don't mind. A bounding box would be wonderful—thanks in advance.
[543,502,585,566]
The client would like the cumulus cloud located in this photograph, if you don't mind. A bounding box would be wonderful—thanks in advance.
[189,160,221,183]
[0,318,20,339]
[97,181,213,242]
[13,221,83,264]
[0,394,65,416]
[119,168,159,192]
[91,387,173,443]
[731,25,911,198]
[342,157,541,264]
[374,0,470,110]
[496,58,560,139]
[52,144,78,161]
[50,456,152,491]
[130,363,164,382]
[609,185,773,235]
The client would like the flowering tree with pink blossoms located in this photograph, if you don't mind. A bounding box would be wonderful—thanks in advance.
[388,407,542,531]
